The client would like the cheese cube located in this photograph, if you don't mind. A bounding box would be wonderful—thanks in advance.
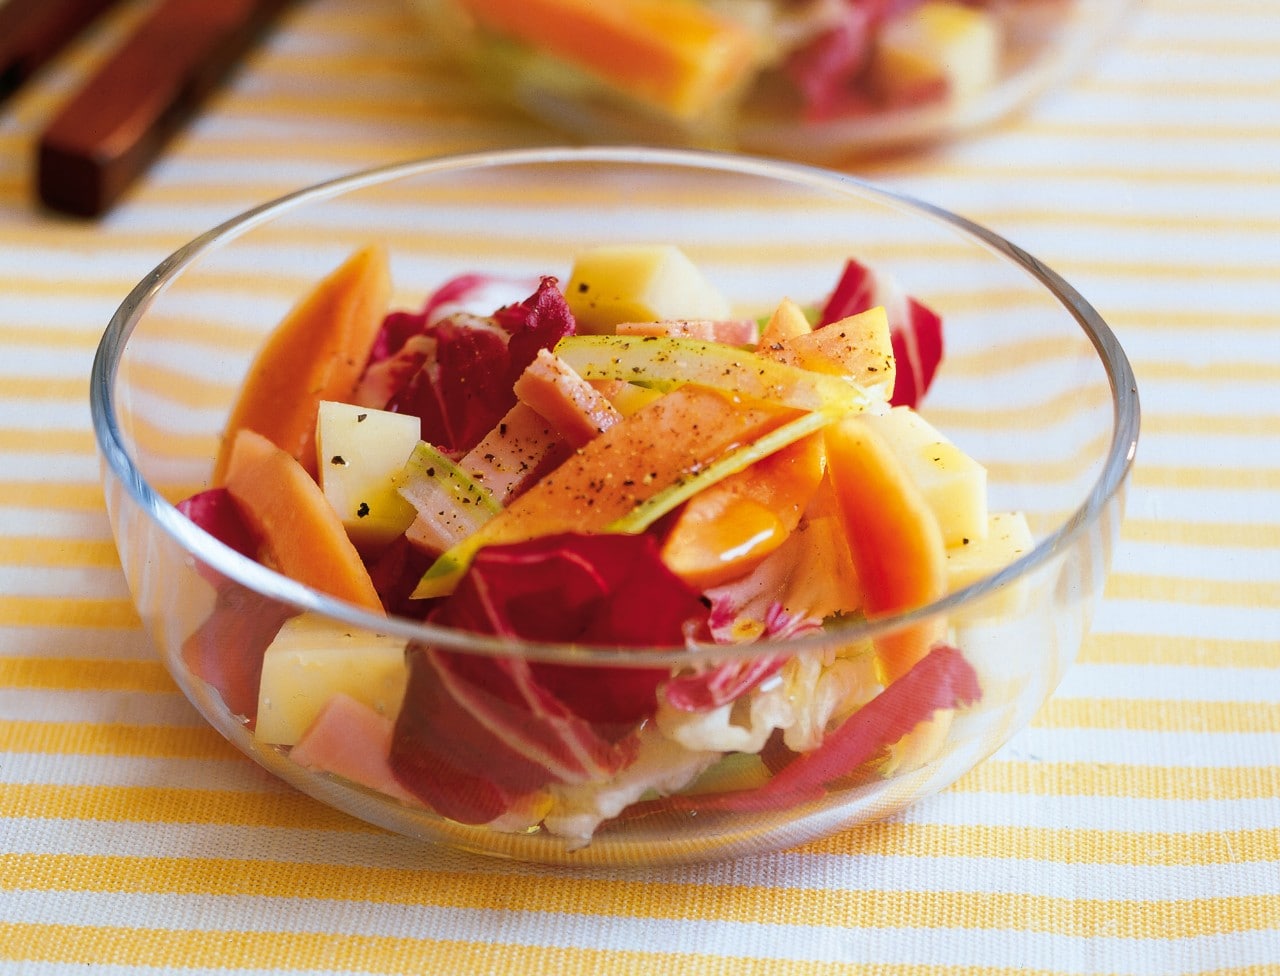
[863,406,988,548]
[565,245,732,335]
[872,1,1001,107]
[256,614,409,746]
[946,511,1035,621]
[316,400,420,550]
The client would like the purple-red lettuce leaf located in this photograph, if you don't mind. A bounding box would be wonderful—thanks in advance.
[494,276,577,387]
[386,316,511,454]
[175,487,292,724]
[390,642,620,824]
[177,487,258,564]
[819,257,943,408]
[783,0,928,119]
[366,534,438,620]
[783,2,878,120]
[663,605,822,712]
[390,532,709,822]
[366,273,543,365]
[363,276,577,456]
[662,654,787,713]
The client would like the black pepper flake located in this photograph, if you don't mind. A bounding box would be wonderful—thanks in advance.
[330,455,347,466]
[356,413,368,422]
[577,282,590,293]
[357,502,371,518]
[426,467,436,477]
[499,423,508,436]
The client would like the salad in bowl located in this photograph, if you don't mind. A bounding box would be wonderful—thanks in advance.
[91,148,1137,863]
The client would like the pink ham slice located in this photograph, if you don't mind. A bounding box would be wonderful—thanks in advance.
[290,693,421,806]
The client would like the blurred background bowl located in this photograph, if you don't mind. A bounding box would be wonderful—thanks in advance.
[91,147,1138,865]
[404,0,1134,163]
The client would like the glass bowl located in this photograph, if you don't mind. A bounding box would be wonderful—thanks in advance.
[91,147,1138,865]
[405,0,1133,163]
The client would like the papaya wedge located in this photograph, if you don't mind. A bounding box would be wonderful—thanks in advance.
[212,244,391,483]
[455,0,758,119]
[824,414,947,684]
[223,429,385,614]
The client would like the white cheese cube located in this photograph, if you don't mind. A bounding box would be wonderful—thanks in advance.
[255,614,409,746]
[565,245,732,335]
[946,511,1035,622]
[873,0,1002,106]
[864,405,988,548]
[316,400,420,550]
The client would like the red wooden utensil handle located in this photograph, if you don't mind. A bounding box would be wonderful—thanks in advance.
[37,0,292,217]
[0,0,120,104]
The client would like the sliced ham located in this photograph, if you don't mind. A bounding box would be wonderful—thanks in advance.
[513,348,623,447]
[290,693,422,806]
[615,317,759,346]
[404,401,572,553]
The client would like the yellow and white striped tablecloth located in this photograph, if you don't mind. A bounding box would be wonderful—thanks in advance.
[2,0,1278,972]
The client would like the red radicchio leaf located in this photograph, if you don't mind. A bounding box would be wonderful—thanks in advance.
[176,488,291,724]
[670,643,980,812]
[372,277,577,456]
[365,533,438,620]
[420,273,496,324]
[177,487,258,564]
[367,273,541,365]
[662,654,788,712]
[819,257,943,408]
[181,585,294,726]
[783,0,929,119]
[390,644,594,824]
[387,317,511,455]
[389,533,709,822]
[493,276,577,387]
[783,4,878,121]
[664,606,821,712]
[442,532,710,725]
[366,308,432,366]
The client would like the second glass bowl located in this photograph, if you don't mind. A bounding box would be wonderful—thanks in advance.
[406,0,1133,162]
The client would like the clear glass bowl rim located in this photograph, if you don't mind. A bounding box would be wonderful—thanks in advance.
[89,145,1140,667]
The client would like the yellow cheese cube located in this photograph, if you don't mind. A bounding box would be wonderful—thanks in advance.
[316,400,420,550]
[863,405,988,548]
[946,511,1035,621]
[255,614,409,746]
[565,245,732,335]
[873,0,1001,106]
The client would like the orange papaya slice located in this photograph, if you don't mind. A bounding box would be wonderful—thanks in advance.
[455,0,758,119]
[660,432,825,590]
[212,244,391,484]
[824,414,947,684]
[222,429,385,614]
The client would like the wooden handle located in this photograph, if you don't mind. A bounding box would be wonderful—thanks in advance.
[37,0,292,217]
[0,0,121,103]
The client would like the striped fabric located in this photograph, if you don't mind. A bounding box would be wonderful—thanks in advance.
[2,0,1278,972]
